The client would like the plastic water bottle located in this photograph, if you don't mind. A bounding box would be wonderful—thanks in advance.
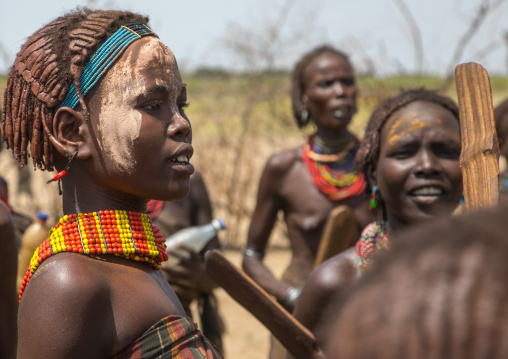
[165,218,225,265]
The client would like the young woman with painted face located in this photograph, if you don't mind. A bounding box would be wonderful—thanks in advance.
[242,46,373,359]
[288,88,463,353]
[3,9,222,358]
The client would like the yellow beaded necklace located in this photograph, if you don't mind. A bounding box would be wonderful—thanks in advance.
[19,210,168,303]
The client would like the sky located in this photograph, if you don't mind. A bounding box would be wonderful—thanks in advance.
[1,0,507,76]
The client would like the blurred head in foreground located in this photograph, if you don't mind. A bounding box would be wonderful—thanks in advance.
[326,206,508,359]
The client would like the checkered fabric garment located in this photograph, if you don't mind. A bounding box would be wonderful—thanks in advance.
[110,315,223,359]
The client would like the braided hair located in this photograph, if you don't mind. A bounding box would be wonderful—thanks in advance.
[355,88,459,191]
[326,206,508,359]
[290,45,351,128]
[2,8,148,171]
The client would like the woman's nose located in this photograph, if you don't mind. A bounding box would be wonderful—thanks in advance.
[333,82,345,97]
[414,150,441,177]
[167,113,191,140]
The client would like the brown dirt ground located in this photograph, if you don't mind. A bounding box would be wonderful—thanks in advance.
[191,249,291,359]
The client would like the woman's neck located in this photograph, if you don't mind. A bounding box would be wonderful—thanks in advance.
[312,130,353,154]
[61,179,147,215]
[385,213,409,240]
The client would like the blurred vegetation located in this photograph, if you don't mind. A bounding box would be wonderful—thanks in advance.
[1,71,507,247]
[182,70,508,138]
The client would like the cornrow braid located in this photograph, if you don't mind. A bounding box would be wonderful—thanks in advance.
[355,88,459,192]
[2,8,148,170]
[326,206,508,359]
[290,45,351,128]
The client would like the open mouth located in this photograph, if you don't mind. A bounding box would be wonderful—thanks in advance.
[409,186,444,196]
[333,104,354,118]
[408,186,447,205]
[166,153,194,175]
[169,155,190,164]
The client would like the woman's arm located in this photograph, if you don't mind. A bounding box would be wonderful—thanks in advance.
[242,154,292,303]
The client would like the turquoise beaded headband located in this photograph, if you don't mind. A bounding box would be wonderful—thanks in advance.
[56,23,158,111]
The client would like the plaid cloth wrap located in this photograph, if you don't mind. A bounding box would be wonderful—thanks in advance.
[110,315,223,359]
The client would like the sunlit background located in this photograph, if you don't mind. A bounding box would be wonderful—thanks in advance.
[1,0,508,75]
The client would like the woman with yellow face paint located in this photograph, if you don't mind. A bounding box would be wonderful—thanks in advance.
[3,8,222,358]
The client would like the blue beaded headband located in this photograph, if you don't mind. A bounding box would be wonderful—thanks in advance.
[56,23,158,110]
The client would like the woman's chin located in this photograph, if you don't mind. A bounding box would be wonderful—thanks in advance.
[160,184,190,202]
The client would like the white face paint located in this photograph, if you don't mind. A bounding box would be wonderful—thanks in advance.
[94,37,177,174]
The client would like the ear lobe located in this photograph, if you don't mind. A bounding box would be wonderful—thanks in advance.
[52,107,92,160]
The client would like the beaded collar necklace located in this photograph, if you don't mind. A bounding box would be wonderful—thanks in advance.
[356,221,390,273]
[302,135,366,201]
[19,210,168,303]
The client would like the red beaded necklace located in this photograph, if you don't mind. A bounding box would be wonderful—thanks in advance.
[18,210,168,303]
[302,135,366,201]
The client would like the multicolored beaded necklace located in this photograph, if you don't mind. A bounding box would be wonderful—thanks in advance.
[356,221,390,273]
[302,134,366,201]
[19,210,168,302]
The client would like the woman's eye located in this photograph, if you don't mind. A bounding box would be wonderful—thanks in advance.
[142,100,162,111]
[389,148,415,159]
[435,147,460,159]
[318,79,334,88]
[392,152,411,159]
[179,102,190,112]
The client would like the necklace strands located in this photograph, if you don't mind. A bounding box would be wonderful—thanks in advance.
[302,136,366,201]
[305,140,356,163]
[18,210,168,303]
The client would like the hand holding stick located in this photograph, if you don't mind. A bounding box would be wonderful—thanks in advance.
[205,250,324,359]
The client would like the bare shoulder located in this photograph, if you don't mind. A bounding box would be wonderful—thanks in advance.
[293,248,359,342]
[22,253,107,298]
[18,254,113,358]
[264,147,302,177]
[266,147,302,169]
[304,248,359,296]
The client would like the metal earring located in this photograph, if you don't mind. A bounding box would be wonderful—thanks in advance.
[369,186,379,210]
[301,108,309,125]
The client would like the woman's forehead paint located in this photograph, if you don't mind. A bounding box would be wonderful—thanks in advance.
[385,109,443,148]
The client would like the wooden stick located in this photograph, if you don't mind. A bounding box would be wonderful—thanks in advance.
[455,62,500,210]
[314,205,356,268]
[205,250,323,359]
